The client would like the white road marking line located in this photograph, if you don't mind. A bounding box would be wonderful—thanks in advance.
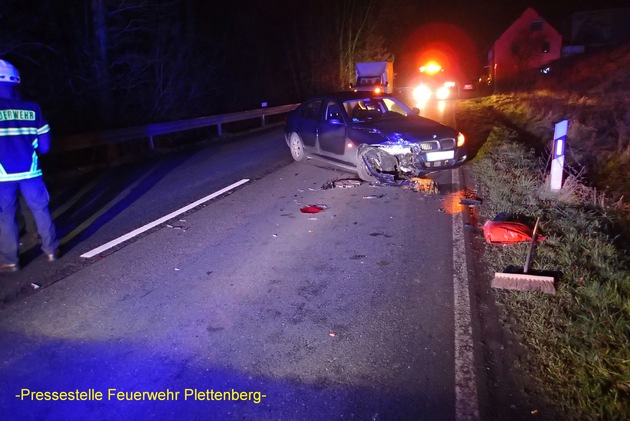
[80,178,250,258]
[452,168,480,421]
[60,169,157,246]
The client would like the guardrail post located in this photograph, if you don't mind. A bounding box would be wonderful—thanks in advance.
[550,119,568,191]
[148,135,155,151]
[261,102,268,127]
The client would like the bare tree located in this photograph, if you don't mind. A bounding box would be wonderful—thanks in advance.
[335,0,393,88]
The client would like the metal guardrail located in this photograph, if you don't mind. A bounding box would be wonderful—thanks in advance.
[57,103,300,152]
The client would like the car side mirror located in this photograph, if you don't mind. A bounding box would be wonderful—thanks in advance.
[411,107,420,115]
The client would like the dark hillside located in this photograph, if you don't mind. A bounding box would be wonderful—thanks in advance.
[535,42,630,95]
[481,42,630,198]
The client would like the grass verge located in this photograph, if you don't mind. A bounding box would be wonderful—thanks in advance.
[458,99,630,420]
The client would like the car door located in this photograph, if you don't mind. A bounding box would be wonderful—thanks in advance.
[298,100,323,148]
[317,100,347,156]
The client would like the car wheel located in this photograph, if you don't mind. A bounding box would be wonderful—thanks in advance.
[289,132,306,161]
[356,148,378,182]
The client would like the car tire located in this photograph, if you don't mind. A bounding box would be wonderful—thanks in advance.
[289,132,306,161]
[356,148,378,182]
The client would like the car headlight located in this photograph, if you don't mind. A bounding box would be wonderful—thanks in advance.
[457,132,465,147]
[412,84,432,103]
[436,86,450,100]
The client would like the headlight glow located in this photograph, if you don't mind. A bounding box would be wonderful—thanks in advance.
[457,132,465,147]
[436,86,450,100]
[413,84,432,103]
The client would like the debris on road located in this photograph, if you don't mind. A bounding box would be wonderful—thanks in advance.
[460,198,482,206]
[409,177,438,194]
[300,205,327,214]
[363,194,385,199]
[322,179,362,189]
[459,189,482,230]
[336,179,362,188]
[30,283,40,290]
[166,224,189,231]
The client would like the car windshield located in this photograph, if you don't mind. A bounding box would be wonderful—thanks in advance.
[343,96,413,123]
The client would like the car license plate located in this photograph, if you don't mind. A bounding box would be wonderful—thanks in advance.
[426,151,454,161]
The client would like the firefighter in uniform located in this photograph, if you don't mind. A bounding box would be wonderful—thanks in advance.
[0,59,59,272]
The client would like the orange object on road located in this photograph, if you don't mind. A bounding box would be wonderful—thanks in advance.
[482,220,544,244]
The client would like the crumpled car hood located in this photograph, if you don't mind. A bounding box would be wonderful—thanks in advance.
[351,116,457,144]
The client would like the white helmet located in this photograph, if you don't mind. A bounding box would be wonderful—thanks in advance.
[0,59,20,84]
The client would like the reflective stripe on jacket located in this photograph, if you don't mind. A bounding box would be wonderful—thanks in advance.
[0,98,50,182]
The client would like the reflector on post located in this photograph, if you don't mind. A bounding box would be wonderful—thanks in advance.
[550,120,568,191]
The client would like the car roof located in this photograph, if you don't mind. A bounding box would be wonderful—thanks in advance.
[303,91,396,103]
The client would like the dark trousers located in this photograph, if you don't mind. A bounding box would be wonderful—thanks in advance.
[0,177,58,265]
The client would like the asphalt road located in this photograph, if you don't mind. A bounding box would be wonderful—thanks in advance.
[0,99,487,420]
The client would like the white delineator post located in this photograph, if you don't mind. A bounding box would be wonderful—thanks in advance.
[550,120,568,191]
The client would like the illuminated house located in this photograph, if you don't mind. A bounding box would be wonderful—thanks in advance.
[487,8,562,89]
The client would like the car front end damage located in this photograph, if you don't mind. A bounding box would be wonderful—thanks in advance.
[357,132,467,183]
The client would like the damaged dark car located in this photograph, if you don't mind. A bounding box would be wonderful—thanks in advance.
[284,91,467,183]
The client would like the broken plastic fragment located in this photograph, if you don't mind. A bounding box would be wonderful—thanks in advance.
[460,198,482,205]
[409,177,438,194]
[31,283,40,290]
[300,205,325,214]
[334,179,362,188]
[322,180,335,190]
